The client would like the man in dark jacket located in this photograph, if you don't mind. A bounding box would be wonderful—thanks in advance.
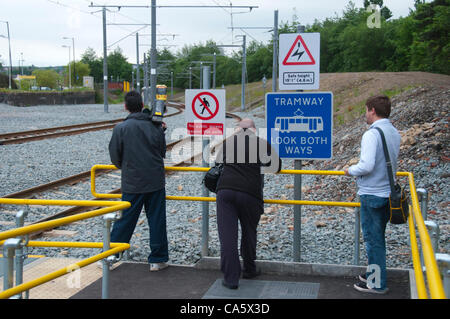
[215,118,282,289]
[109,91,168,271]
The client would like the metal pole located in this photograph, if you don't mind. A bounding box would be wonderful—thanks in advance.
[200,63,203,89]
[435,253,450,298]
[131,70,134,90]
[102,7,109,113]
[72,38,76,85]
[136,32,140,93]
[293,160,302,262]
[3,238,21,292]
[144,53,149,106]
[425,221,440,255]
[20,52,23,75]
[189,67,192,89]
[241,35,246,111]
[102,213,116,299]
[201,65,211,257]
[417,188,429,269]
[5,21,12,89]
[213,52,216,89]
[68,47,71,89]
[417,188,428,220]
[353,196,360,265]
[15,210,29,299]
[150,0,157,111]
[292,25,306,263]
[272,10,278,93]
[170,71,173,99]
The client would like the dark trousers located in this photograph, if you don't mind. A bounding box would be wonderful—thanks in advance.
[110,189,168,263]
[216,189,263,286]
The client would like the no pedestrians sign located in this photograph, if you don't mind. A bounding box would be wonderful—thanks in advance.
[185,89,226,136]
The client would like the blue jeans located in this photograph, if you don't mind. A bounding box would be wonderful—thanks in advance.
[111,189,168,263]
[360,195,390,290]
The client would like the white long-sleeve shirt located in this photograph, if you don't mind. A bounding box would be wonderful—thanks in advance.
[348,118,401,197]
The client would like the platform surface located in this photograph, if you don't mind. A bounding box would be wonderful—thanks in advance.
[69,261,411,299]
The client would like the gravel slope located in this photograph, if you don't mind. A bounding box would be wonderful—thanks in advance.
[0,86,448,269]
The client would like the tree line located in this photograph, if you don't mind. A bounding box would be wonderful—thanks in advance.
[77,0,449,89]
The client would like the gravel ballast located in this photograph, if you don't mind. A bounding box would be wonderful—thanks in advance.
[0,93,448,270]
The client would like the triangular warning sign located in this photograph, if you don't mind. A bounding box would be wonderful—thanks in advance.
[282,35,316,66]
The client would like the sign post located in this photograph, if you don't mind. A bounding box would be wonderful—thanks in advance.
[185,70,225,256]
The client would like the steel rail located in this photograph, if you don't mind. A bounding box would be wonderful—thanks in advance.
[7,108,241,237]
[0,103,183,145]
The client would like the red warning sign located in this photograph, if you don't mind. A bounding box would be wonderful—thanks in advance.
[192,92,219,121]
[282,35,316,66]
[185,89,226,136]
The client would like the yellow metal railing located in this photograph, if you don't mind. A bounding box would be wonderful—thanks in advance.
[0,198,131,299]
[90,164,446,299]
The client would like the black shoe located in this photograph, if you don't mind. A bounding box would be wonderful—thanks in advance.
[358,273,367,283]
[353,281,389,294]
[243,268,261,279]
[222,280,238,290]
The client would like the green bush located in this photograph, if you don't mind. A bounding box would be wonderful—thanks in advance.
[0,73,17,89]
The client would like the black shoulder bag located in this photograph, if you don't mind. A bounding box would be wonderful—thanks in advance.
[203,164,224,193]
[374,127,409,224]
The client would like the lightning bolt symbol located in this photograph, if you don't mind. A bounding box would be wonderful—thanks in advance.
[291,43,304,61]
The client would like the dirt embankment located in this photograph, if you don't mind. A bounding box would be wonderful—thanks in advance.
[301,77,449,256]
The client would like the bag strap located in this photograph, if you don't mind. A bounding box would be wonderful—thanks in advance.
[373,127,396,192]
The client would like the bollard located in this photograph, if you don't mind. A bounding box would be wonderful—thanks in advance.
[101,212,120,299]
[3,238,21,293]
[435,254,450,299]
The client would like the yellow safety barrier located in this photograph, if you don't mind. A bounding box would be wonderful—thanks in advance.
[0,242,129,299]
[90,164,446,299]
[0,198,131,299]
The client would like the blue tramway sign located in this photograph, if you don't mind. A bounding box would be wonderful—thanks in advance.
[266,92,333,160]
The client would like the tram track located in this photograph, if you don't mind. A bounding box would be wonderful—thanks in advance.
[0,103,184,145]
[1,106,242,239]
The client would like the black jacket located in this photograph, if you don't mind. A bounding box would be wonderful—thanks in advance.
[109,112,166,193]
[215,129,282,200]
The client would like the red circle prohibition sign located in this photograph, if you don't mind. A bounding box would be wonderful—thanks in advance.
[192,92,219,120]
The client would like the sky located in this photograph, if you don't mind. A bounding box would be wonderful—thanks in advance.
[0,0,419,68]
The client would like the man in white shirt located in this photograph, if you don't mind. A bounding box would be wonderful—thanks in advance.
[344,95,400,294]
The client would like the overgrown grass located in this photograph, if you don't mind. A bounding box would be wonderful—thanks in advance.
[332,84,418,127]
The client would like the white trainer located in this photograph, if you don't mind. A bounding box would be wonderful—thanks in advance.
[150,262,168,272]
[96,260,120,271]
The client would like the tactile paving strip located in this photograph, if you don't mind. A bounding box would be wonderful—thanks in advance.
[202,279,320,299]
